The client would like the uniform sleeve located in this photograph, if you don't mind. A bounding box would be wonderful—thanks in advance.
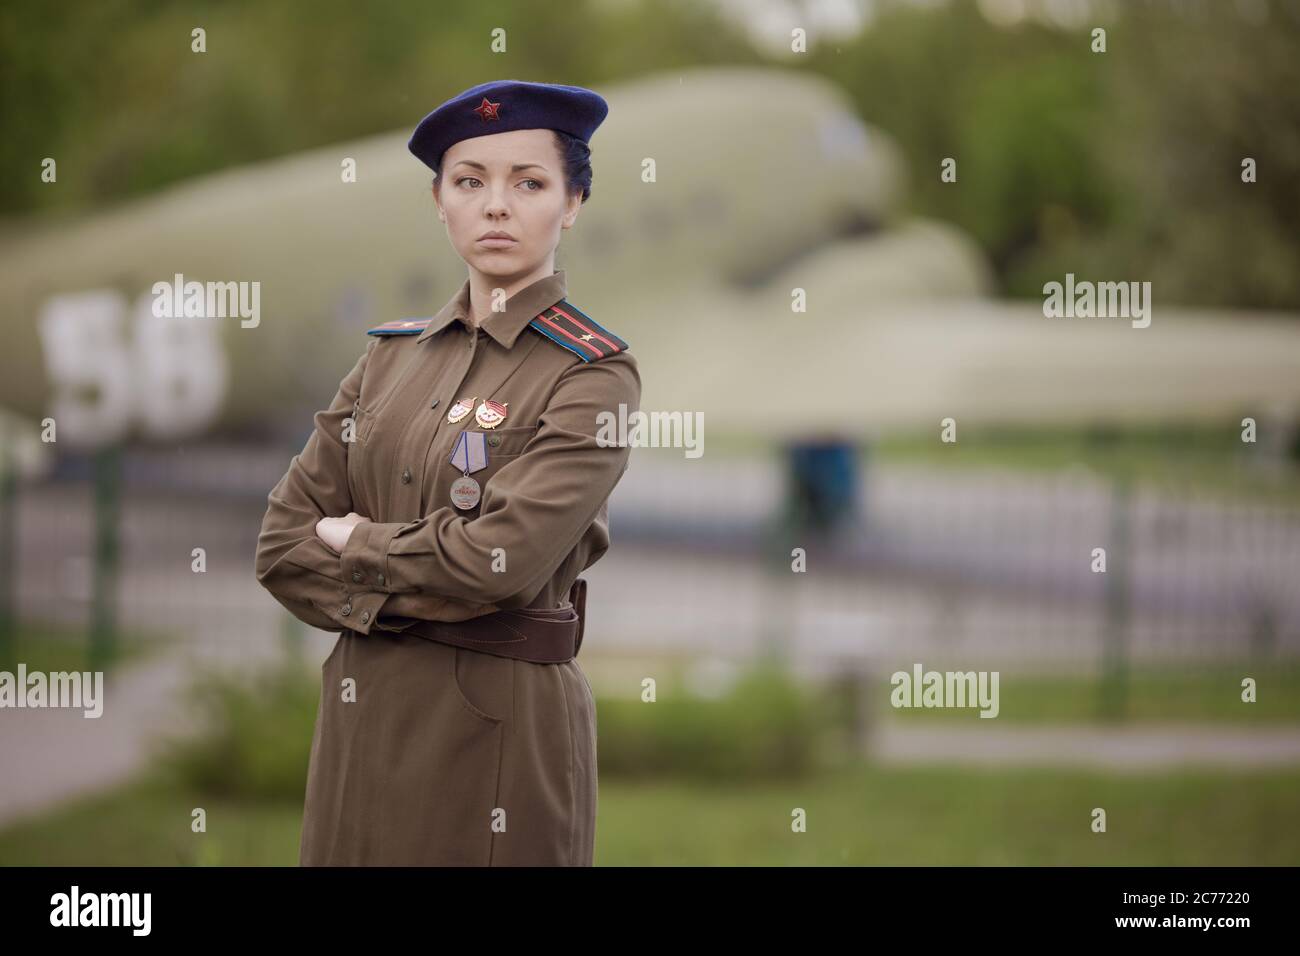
[338,351,641,611]
[254,340,500,634]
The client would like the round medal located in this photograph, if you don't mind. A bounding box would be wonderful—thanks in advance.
[447,396,476,424]
[449,474,481,509]
[475,399,509,429]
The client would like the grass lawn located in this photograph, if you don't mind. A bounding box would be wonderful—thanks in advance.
[0,619,175,674]
[2,763,1295,866]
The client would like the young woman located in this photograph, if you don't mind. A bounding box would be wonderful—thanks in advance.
[254,79,640,866]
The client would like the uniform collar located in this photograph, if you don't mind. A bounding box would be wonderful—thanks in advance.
[416,269,568,348]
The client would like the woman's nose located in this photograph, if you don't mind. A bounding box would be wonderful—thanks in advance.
[483,187,510,215]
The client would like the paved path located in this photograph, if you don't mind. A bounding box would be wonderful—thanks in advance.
[0,648,199,828]
[870,720,1300,770]
[0,633,334,831]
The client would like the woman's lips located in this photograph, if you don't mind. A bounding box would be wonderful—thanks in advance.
[477,237,517,249]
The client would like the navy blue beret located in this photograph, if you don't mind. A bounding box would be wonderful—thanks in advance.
[408,79,609,173]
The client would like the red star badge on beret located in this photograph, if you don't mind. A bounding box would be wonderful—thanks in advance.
[473,97,502,121]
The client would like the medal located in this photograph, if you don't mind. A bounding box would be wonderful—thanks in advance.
[448,430,489,509]
[446,396,476,424]
[449,474,481,510]
[475,399,509,429]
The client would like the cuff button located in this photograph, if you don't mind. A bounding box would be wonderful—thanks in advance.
[360,610,371,624]
[351,570,363,582]
[340,603,352,616]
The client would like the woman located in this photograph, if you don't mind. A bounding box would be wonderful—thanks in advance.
[254,79,640,866]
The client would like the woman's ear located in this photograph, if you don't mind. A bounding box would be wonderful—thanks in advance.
[431,177,445,221]
[560,189,582,229]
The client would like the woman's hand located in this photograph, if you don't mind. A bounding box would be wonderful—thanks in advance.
[316,512,370,554]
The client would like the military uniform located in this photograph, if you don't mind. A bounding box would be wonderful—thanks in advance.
[255,265,638,865]
[255,78,632,866]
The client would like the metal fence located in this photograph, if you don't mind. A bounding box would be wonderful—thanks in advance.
[2,440,1297,681]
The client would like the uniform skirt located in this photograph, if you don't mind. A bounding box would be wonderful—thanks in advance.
[299,627,597,866]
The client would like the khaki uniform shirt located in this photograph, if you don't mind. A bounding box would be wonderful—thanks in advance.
[254,269,640,636]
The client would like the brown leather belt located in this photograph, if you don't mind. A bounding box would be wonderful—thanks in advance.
[373,578,587,664]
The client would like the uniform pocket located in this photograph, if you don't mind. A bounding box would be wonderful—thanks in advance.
[349,399,380,445]
[346,400,383,502]
[305,632,505,865]
[451,645,512,724]
[468,424,538,459]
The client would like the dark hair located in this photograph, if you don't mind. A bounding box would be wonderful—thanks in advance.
[431,129,594,203]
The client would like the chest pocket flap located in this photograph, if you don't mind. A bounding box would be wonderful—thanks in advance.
[459,425,538,460]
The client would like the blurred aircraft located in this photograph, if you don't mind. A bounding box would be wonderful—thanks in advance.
[1,65,1297,458]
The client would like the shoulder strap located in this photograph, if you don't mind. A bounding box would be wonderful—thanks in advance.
[528,300,628,362]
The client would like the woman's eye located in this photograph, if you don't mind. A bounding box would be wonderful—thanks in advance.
[520,179,542,190]
[456,177,482,188]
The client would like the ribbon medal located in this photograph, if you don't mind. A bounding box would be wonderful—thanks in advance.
[446,396,477,425]
[448,430,489,509]
[475,399,509,429]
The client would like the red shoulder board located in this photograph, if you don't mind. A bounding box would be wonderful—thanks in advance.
[528,300,628,362]
[367,317,431,336]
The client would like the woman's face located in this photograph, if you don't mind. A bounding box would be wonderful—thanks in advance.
[434,128,581,281]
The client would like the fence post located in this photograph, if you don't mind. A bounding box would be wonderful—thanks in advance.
[89,443,123,671]
[757,490,800,667]
[0,419,15,663]
[1099,470,1131,720]
[759,438,864,666]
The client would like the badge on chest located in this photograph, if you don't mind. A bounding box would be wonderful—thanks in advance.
[446,396,508,429]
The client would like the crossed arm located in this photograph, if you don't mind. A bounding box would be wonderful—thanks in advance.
[254,341,641,635]
[253,343,498,634]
